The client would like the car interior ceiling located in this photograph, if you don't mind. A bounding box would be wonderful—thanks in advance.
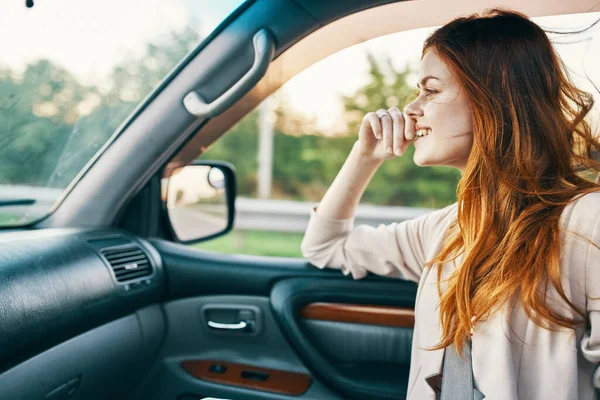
[1,0,599,400]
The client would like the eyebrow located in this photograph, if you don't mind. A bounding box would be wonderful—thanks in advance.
[416,75,440,88]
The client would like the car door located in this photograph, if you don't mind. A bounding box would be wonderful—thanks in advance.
[134,236,418,400]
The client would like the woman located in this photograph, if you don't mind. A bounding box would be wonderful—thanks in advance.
[301,8,600,400]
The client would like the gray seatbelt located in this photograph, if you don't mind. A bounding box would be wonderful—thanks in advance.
[440,338,474,400]
[593,364,600,400]
[441,338,485,400]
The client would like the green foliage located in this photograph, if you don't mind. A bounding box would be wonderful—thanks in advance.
[342,53,416,135]
[0,27,200,189]
[0,62,89,186]
[205,51,460,208]
[201,111,260,196]
[1,25,459,217]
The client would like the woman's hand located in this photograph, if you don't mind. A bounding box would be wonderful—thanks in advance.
[355,107,416,161]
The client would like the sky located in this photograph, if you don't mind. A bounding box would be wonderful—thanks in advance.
[0,0,245,81]
[1,1,599,133]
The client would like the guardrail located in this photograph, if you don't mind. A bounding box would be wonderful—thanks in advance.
[234,197,438,233]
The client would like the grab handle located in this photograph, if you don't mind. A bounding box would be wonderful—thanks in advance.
[183,28,275,118]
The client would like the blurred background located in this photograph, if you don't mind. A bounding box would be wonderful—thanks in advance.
[1,1,599,257]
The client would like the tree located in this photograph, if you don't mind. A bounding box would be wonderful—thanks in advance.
[203,50,460,208]
[0,62,92,186]
[342,53,416,135]
[49,27,203,188]
[0,29,459,210]
[201,110,261,196]
[0,27,202,189]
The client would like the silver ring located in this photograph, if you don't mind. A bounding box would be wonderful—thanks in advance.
[377,111,390,119]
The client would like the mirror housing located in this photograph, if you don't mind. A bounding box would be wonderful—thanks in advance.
[163,160,236,244]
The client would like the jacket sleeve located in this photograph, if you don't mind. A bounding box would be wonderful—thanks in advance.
[300,202,458,282]
[579,208,600,378]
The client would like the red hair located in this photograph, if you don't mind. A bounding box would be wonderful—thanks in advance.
[422,8,600,355]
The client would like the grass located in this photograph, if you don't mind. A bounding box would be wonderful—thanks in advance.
[193,229,305,258]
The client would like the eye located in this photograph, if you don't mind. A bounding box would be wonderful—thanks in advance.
[423,89,437,97]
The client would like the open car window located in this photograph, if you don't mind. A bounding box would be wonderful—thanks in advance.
[194,11,600,257]
[0,0,247,227]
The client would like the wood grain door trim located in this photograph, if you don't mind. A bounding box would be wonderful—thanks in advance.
[300,302,415,328]
[181,360,312,396]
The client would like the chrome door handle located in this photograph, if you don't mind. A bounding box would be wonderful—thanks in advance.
[207,320,248,330]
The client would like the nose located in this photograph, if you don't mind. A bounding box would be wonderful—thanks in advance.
[404,99,423,118]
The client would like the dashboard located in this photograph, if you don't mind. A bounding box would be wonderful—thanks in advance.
[0,228,166,399]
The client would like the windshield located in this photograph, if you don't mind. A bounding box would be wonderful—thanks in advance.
[0,0,248,227]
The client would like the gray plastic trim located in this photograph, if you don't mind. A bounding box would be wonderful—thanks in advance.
[0,314,146,400]
[183,29,275,118]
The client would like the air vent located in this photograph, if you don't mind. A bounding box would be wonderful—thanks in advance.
[102,246,152,282]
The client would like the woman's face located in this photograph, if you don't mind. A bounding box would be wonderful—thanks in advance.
[404,48,474,171]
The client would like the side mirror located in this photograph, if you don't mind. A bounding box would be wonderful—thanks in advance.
[164,161,236,244]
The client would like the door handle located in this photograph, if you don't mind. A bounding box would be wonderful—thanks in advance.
[201,304,261,335]
[207,320,248,330]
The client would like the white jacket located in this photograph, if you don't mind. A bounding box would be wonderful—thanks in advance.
[301,191,600,399]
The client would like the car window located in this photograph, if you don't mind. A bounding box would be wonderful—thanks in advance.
[194,11,600,258]
[0,0,248,227]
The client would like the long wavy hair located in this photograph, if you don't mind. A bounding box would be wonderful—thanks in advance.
[422,8,600,355]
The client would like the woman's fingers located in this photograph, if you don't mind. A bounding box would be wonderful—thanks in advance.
[366,112,382,140]
[376,109,393,154]
[388,107,405,156]
[403,110,416,141]
[358,109,413,160]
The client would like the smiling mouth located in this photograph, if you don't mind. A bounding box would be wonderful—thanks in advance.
[414,128,431,142]
[414,134,430,143]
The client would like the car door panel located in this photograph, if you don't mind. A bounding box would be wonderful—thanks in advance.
[135,295,344,400]
[139,241,417,400]
[300,319,413,365]
[271,278,416,400]
[151,239,339,298]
